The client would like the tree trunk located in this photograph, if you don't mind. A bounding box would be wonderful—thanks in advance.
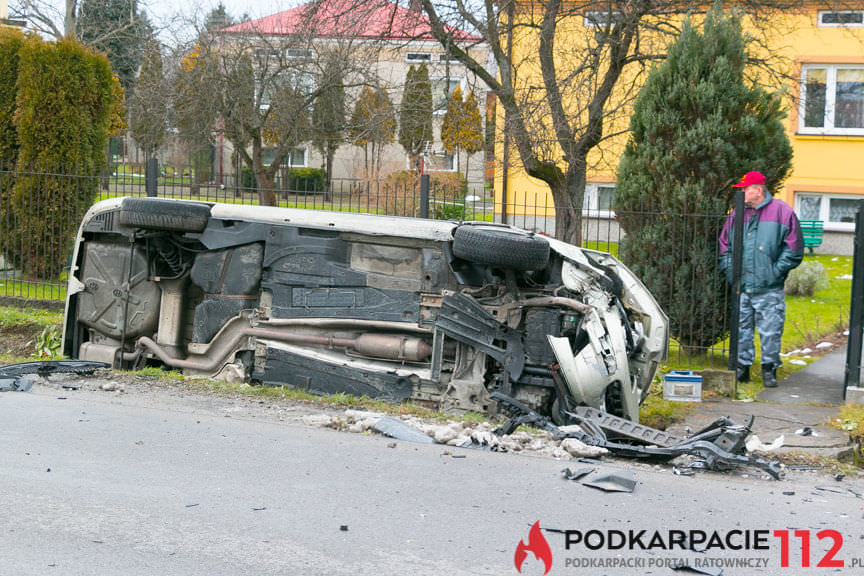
[256,171,277,206]
[324,144,335,201]
[549,166,587,246]
[252,143,276,206]
[64,0,77,38]
[463,150,469,189]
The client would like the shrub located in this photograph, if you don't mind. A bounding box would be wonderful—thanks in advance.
[1,38,114,280]
[785,261,828,296]
[377,170,467,217]
[240,165,257,191]
[0,28,24,164]
[615,8,792,348]
[284,168,325,194]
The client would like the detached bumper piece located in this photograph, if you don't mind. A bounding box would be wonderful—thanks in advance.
[492,393,784,480]
[0,360,110,392]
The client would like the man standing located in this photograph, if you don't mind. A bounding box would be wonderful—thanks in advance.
[719,171,804,388]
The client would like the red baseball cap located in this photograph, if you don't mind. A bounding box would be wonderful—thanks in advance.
[732,171,766,187]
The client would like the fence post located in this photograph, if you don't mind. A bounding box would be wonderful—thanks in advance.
[844,200,864,397]
[728,189,745,373]
[145,157,159,197]
[419,174,430,219]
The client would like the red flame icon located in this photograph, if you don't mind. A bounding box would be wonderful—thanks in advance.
[514,521,552,574]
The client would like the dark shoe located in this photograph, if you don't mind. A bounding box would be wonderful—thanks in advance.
[736,365,750,383]
[762,364,778,388]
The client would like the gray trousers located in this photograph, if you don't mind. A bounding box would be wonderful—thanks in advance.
[738,289,785,368]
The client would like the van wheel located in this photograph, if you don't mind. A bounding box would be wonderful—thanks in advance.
[118,198,210,232]
[453,225,550,270]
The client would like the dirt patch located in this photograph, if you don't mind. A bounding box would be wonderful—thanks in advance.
[0,325,40,358]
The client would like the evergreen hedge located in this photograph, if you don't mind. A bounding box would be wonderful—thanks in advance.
[2,37,114,279]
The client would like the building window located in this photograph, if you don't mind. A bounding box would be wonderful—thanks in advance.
[799,65,864,134]
[432,77,462,111]
[438,54,461,65]
[262,147,307,168]
[285,48,312,60]
[818,11,864,27]
[582,183,615,216]
[583,10,623,28]
[423,151,456,172]
[795,192,864,231]
[406,52,432,63]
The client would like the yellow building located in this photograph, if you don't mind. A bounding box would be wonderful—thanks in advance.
[496,5,864,254]
[0,0,25,28]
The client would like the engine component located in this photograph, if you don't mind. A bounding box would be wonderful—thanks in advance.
[77,242,160,340]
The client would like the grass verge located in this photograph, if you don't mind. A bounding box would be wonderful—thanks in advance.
[832,404,864,468]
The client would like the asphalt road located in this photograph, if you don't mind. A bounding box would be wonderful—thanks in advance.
[1,383,863,576]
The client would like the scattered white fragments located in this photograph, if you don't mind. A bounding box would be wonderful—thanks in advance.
[789,359,808,366]
[836,274,853,280]
[300,409,608,459]
[815,342,834,349]
[746,434,784,452]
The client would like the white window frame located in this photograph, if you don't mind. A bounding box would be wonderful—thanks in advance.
[405,52,432,63]
[818,10,864,27]
[582,183,616,218]
[438,54,461,65]
[799,64,864,135]
[795,192,864,232]
[416,150,457,173]
[287,146,307,168]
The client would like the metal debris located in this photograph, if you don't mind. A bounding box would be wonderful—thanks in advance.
[492,393,784,479]
[561,467,595,481]
[673,466,695,476]
[583,471,637,493]
[815,486,847,495]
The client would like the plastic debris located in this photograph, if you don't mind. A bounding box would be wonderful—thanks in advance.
[745,434,784,452]
[582,471,636,493]
[372,417,435,444]
[561,467,595,481]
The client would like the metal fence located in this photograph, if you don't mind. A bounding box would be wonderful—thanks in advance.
[0,160,735,366]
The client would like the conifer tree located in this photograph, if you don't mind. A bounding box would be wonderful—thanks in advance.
[615,6,792,348]
[398,64,433,171]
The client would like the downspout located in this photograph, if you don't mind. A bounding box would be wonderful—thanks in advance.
[501,0,515,226]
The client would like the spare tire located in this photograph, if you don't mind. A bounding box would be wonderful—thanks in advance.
[453,225,550,270]
[118,198,211,232]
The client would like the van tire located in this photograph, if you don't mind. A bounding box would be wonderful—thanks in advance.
[453,225,550,270]
[118,198,210,232]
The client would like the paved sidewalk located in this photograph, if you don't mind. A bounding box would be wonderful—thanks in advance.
[667,397,851,458]
[759,347,847,405]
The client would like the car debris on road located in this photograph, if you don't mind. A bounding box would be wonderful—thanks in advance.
[0,360,109,392]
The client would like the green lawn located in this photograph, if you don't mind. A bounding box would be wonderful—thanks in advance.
[0,305,63,329]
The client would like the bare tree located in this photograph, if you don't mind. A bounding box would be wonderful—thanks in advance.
[418,0,859,243]
[172,1,390,205]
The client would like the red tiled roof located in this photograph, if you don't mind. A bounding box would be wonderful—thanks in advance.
[221,0,481,42]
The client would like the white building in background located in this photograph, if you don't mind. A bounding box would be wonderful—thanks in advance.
[220,0,492,189]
